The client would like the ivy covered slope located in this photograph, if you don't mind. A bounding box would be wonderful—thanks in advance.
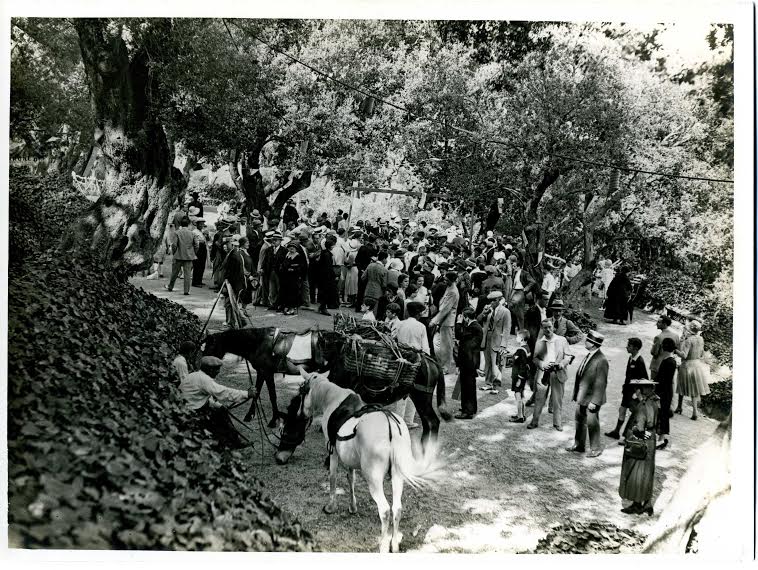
[7,173,314,550]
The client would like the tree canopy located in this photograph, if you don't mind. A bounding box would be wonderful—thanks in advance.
[10,17,733,289]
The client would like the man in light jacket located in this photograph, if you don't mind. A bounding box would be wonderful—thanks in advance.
[567,330,609,457]
[165,217,197,295]
[477,291,512,393]
[430,271,461,375]
[528,319,572,431]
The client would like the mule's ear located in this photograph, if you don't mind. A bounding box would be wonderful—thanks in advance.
[299,367,309,379]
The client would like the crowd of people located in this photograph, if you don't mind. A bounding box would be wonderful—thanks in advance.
[161,192,713,516]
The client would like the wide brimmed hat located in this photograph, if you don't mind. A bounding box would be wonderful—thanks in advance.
[629,379,657,387]
[188,206,201,216]
[586,330,605,346]
[549,299,565,310]
[484,265,497,274]
[487,291,503,300]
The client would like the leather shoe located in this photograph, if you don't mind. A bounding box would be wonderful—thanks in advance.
[526,423,538,429]
[586,449,603,458]
[454,413,474,420]
[655,440,669,450]
[605,430,620,440]
[553,425,563,431]
[566,445,585,453]
[621,503,641,514]
[509,417,526,423]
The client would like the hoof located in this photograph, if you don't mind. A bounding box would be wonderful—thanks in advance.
[323,503,336,514]
[348,504,358,515]
[390,533,403,552]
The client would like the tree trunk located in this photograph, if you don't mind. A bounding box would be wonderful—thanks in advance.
[66,19,180,278]
[563,213,597,307]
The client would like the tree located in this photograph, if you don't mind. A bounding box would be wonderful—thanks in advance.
[65,19,185,277]
[10,18,92,171]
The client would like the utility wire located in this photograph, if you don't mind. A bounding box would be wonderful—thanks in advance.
[223,19,734,185]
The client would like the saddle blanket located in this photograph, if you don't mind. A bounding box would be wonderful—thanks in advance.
[327,393,386,449]
[287,332,312,362]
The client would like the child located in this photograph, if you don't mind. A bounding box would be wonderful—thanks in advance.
[385,302,402,338]
[173,341,197,382]
[361,302,376,322]
[605,337,649,440]
[509,330,532,423]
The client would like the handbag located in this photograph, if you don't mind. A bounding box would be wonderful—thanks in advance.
[623,438,648,460]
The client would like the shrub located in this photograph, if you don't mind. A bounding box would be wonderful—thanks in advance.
[8,173,314,550]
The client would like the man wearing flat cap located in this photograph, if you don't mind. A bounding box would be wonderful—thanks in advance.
[430,271,460,375]
[477,291,512,393]
[568,330,609,457]
[180,356,257,449]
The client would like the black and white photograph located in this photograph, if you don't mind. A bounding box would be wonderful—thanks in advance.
[2,0,755,562]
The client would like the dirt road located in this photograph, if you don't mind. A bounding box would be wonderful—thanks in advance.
[133,271,719,553]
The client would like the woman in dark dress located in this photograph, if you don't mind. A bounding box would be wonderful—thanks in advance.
[317,236,338,316]
[619,379,660,515]
[280,241,307,315]
[604,265,633,324]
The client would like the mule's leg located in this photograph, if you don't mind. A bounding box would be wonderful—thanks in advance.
[347,468,358,514]
[262,370,281,428]
[390,466,405,552]
[410,390,439,454]
[323,451,339,514]
[365,466,392,553]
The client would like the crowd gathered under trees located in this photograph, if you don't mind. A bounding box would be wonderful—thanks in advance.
[162,187,714,516]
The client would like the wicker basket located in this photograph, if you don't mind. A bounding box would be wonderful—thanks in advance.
[343,338,420,390]
[333,313,391,340]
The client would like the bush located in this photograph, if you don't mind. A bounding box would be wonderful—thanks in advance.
[700,380,732,421]
[9,168,90,266]
[8,174,314,550]
[194,182,237,204]
[564,309,597,334]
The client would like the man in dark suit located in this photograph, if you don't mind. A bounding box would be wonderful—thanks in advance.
[567,330,609,457]
[509,257,538,332]
[455,307,483,419]
[354,233,377,311]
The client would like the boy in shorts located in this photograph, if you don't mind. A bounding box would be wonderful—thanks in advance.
[509,330,532,423]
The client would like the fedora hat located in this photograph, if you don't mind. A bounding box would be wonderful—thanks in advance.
[586,330,605,346]
[487,291,503,300]
[549,299,565,310]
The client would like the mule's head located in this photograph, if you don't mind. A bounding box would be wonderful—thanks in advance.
[200,333,227,364]
[274,378,313,465]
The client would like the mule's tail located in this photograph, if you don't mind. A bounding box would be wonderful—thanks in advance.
[389,418,444,490]
[430,357,452,422]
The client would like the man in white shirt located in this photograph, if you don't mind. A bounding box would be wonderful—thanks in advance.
[396,301,430,355]
[172,341,196,382]
[181,356,257,449]
[528,319,572,431]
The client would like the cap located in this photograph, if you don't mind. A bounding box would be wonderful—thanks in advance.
[270,231,283,240]
[487,291,503,300]
[586,330,605,346]
[200,356,224,368]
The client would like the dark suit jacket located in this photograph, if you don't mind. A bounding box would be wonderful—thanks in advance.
[524,304,544,353]
[572,350,609,406]
[457,320,483,370]
[222,249,246,294]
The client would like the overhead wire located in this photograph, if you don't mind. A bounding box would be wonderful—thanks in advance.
[222,19,734,186]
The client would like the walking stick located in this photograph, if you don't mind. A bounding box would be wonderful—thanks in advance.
[197,280,227,344]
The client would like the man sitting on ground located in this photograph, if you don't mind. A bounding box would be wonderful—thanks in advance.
[180,356,257,449]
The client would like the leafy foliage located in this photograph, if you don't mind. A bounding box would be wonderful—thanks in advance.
[700,380,732,420]
[9,168,90,267]
[532,521,645,553]
[8,178,314,550]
